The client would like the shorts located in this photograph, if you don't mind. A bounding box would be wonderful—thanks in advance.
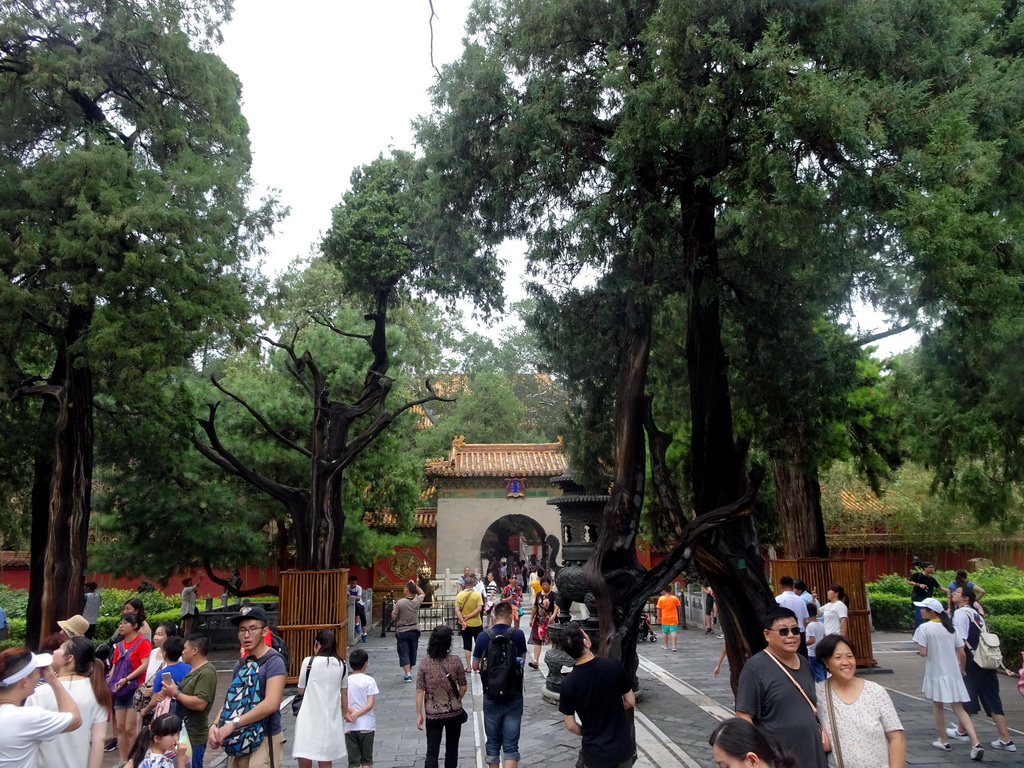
[226,733,284,768]
[662,624,678,634]
[461,625,482,651]
[704,594,715,615]
[354,604,367,625]
[113,698,134,711]
[346,730,375,767]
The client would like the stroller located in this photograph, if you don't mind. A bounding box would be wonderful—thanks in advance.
[638,607,659,642]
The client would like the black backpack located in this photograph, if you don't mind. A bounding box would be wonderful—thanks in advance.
[270,631,290,671]
[481,628,522,702]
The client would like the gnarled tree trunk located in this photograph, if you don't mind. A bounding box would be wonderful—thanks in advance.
[770,456,828,558]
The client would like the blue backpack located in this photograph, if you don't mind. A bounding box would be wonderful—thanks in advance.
[218,656,266,757]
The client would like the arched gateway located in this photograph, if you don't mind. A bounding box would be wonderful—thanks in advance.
[426,438,567,580]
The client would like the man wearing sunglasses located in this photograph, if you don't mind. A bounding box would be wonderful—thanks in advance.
[735,607,828,768]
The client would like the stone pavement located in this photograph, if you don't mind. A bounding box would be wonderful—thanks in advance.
[104,621,1024,767]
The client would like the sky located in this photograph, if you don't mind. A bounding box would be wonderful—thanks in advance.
[216,1,915,357]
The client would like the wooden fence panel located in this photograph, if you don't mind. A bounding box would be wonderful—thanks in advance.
[278,569,349,683]
[770,558,875,667]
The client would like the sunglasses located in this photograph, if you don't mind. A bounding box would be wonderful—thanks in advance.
[769,626,801,636]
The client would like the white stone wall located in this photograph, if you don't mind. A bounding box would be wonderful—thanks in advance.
[435,495,562,579]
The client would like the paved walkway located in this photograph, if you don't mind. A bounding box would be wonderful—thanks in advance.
[103,621,1024,767]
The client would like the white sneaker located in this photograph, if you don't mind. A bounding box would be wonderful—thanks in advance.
[970,743,984,761]
[946,727,970,742]
[992,739,1017,752]
[932,741,952,752]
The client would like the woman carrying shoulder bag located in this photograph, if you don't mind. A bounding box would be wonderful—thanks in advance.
[415,625,468,768]
[815,634,905,768]
[292,629,348,768]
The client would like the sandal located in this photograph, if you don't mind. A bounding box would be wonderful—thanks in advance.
[528,661,539,669]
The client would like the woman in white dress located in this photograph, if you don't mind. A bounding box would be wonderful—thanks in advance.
[27,636,112,768]
[293,629,349,768]
[815,634,905,768]
[912,597,984,760]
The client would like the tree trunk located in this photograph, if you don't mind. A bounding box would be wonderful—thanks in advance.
[25,310,94,648]
[770,457,828,558]
[684,194,775,691]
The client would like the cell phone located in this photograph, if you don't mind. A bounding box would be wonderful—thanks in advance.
[162,672,172,685]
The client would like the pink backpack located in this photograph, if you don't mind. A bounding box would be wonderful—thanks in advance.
[1018,653,1024,698]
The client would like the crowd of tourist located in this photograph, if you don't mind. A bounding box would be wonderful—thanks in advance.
[0,561,1019,768]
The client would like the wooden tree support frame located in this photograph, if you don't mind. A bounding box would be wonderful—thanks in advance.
[279,569,349,683]
[770,558,876,667]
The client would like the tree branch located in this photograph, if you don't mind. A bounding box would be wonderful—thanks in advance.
[644,397,690,539]
[209,375,313,458]
[852,322,916,348]
[259,331,314,398]
[202,562,279,597]
[193,401,304,503]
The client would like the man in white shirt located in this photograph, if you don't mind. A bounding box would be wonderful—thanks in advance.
[775,576,809,656]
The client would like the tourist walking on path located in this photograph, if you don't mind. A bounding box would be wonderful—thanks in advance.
[159,634,217,768]
[499,578,523,630]
[348,576,368,643]
[473,602,527,768]
[455,575,484,671]
[912,597,985,760]
[0,647,82,768]
[416,625,468,768]
[949,586,1016,752]
[528,576,557,669]
[393,579,426,682]
[815,634,906,768]
[708,718,794,768]
[735,606,828,768]
[26,636,110,768]
[821,584,849,636]
[907,562,949,627]
[656,586,681,651]
[559,622,635,768]
[293,629,349,768]
[484,572,499,626]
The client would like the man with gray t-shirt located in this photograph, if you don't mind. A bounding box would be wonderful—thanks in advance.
[392,580,425,682]
[736,606,827,768]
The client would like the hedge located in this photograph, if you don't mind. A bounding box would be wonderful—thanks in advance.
[867,592,914,631]
[979,595,1024,617]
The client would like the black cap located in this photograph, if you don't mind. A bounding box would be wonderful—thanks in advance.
[230,606,271,626]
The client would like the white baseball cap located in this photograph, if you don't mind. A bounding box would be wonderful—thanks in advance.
[913,597,945,614]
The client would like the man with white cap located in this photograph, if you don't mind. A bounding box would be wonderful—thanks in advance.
[0,647,82,767]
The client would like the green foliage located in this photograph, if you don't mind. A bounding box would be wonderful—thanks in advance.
[94,609,181,644]
[985,616,1024,669]
[0,585,29,619]
[982,596,1024,616]
[867,574,913,597]
[98,589,181,619]
[4,618,27,646]
[866,592,915,632]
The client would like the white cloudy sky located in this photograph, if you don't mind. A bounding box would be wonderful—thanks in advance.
[216,1,915,356]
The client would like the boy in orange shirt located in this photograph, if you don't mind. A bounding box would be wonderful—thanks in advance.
[656,586,682,651]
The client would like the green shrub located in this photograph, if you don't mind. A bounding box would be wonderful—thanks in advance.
[867,574,912,597]
[94,608,181,642]
[972,565,1024,596]
[99,588,181,618]
[980,595,1024,617]
[867,592,914,631]
[985,615,1024,668]
[0,585,29,619]
[6,617,26,644]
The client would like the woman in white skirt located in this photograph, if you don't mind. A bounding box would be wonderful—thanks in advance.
[912,597,984,761]
[293,629,349,768]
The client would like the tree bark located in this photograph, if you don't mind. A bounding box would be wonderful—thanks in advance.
[770,456,828,558]
[683,191,775,691]
[23,307,94,648]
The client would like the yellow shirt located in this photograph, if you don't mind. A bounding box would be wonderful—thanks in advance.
[455,588,484,628]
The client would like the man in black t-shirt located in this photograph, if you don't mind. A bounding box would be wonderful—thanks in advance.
[907,561,950,626]
[558,623,636,768]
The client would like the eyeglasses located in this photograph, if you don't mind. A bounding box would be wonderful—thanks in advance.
[769,626,801,636]
[237,626,265,636]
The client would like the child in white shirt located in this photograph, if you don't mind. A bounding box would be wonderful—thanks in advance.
[344,648,379,768]
[805,603,827,682]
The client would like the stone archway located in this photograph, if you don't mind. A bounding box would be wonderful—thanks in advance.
[479,513,548,579]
